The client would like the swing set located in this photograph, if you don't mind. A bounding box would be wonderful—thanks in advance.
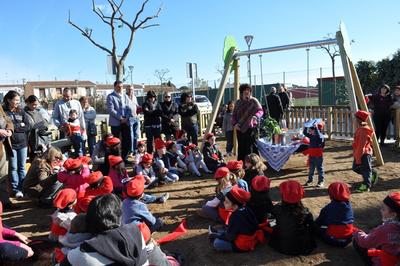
[205,22,384,166]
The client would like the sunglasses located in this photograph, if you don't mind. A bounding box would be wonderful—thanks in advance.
[165,96,171,98]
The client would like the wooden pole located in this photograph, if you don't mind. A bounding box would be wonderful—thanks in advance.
[233,59,240,156]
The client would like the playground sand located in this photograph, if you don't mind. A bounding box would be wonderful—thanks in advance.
[2,139,400,265]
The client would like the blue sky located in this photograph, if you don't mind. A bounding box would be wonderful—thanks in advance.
[0,0,399,87]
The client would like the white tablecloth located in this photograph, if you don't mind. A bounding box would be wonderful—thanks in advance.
[256,138,301,171]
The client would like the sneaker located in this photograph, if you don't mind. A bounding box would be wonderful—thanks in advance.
[316,182,324,188]
[356,184,370,192]
[15,191,24,199]
[371,170,378,185]
[303,181,313,187]
[159,193,170,203]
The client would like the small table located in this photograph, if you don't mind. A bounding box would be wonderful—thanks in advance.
[256,138,301,171]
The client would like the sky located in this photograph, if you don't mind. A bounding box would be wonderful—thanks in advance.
[0,0,399,87]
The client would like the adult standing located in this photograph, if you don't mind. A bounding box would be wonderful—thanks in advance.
[278,85,290,112]
[79,96,97,156]
[24,95,51,161]
[52,87,86,153]
[178,93,199,145]
[2,91,31,199]
[126,85,140,155]
[142,90,162,153]
[107,81,132,160]
[161,91,179,140]
[391,86,400,148]
[0,103,14,209]
[266,87,284,123]
[367,84,393,146]
[232,84,264,161]
[22,146,63,208]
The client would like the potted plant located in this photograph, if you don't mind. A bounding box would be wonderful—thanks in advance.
[260,117,282,143]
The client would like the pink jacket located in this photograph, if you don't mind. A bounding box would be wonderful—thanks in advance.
[108,169,128,191]
[354,221,400,266]
[0,227,20,247]
[57,166,90,196]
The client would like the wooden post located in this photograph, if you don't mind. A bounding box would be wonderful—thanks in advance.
[327,107,333,140]
[233,59,240,156]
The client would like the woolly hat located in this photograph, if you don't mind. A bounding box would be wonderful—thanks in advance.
[141,153,153,163]
[214,167,230,179]
[109,155,123,167]
[205,133,214,140]
[137,223,151,243]
[226,185,251,206]
[383,192,400,214]
[355,110,370,122]
[53,188,77,209]
[166,140,175,150]
[175,129,186,139]
[251,175,271,192]
[226,160,243,171]
[84,171,104,184]
[63,158,82,171]
[126,175,146,197]
[328,182,351,201]
[279,180,304,204]
[154,138,166,150]
[105,137,121,147]
[79,156,92,165]
[137,140,145,147]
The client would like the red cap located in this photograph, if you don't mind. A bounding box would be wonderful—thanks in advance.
[205,133,214,140]
[251,175,271,192]
[166,140,175,150]
[302,137,310,145]
[317,121,325,130]
[214,167,230,179]
[105,137,121,147]
[137,223,151,243]
[141,153,153,163]
[126,175,146,197]
[279,180,304,204]
[328,182,351,201]
[355,110,370,122]
[384,192,400,213]
[226,160,243,171]
[63,158,82,171]
[79,156,92,165]
[226,185,251,205]
[137,140,145,147]
[53,188,77,209]
[154,138,166,150]
[175,129,186,139]
[84,171,103,184]
[109,155,123,167]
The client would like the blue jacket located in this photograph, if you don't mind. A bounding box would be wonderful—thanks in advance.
[107,91,133,127]
[303,127,324,149]
[122,198,156,228]
[315,200,354,226]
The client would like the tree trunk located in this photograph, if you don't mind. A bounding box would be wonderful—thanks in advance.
[115,60,124,82]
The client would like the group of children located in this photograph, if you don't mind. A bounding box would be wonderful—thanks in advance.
[1,109,398,265]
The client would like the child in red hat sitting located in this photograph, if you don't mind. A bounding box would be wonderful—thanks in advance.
[75,171,113,213]
[353,192,400,266]
[352,110,378,192]
[185,143,212,177]
[269,180,316,255]
[49,189,78,242]
[198,167,233,224]
[202,133,225,172]
[133,140,147,166]
[153,138,179,183]
[57,158,90,198]
[315,182,356,247]
[209,185,265,252]
[100,136,121,176]
[108,155,128,195]
[122,175,164,232]
[166,140,188,175]
[227,160,249,191]
[248,175,274,224]
[136,153,158,189]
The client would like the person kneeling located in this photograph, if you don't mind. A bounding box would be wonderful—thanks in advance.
[209,185,265,252]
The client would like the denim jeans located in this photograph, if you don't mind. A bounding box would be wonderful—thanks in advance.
[129,117,140,154]
[144,125,161,153]
[307,156,324,183]
[141,193,158,204]
[353,154,372,187]
[86,135,96,156]
[111,124,131,160]
[9,147,28,193]
[225,130,234,154]
[69,134,84,157]
[213,238,233,252]
[184,123,198,146]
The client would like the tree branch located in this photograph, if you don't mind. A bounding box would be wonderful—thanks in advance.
[134,5,161,30]
[92,0,111,25]
[68,10,112,55]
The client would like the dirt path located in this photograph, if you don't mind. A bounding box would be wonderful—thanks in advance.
[3,140,400,265]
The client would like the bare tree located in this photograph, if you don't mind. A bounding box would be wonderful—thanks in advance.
[68,0,161,81]
[154,68,172,85]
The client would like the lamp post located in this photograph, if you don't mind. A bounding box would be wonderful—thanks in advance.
[244,35,254,85]
[259,55,264,103]
[128,65,134,85]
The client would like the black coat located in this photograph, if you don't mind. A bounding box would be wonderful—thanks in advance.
[160,101,179,135]
[247,190,274,224]
[278,92,290,111]
[142,100,162,126]
[269,203,316,255]
[266,93,283,122]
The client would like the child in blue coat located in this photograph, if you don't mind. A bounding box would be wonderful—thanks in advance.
[303,121,325,187]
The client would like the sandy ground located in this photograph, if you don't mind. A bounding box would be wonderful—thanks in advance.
[2,139,400,266]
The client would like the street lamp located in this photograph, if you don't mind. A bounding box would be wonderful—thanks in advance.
[128,65,134,85]
[244,35,254,85]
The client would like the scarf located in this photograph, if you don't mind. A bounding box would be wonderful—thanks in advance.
[234,97,262,133]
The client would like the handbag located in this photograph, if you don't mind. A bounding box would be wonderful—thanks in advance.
[87,122,97,136]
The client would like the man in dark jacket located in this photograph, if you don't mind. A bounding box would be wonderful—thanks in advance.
[278,85,290,111]
[266,87,284,123]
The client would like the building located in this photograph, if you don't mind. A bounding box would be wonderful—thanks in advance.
[0,84,24,101]
[24,80,96,100]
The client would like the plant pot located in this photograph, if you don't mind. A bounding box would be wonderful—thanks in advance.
[273,134,281,145]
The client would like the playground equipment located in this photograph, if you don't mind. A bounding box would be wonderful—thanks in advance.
[206,22,384,166]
